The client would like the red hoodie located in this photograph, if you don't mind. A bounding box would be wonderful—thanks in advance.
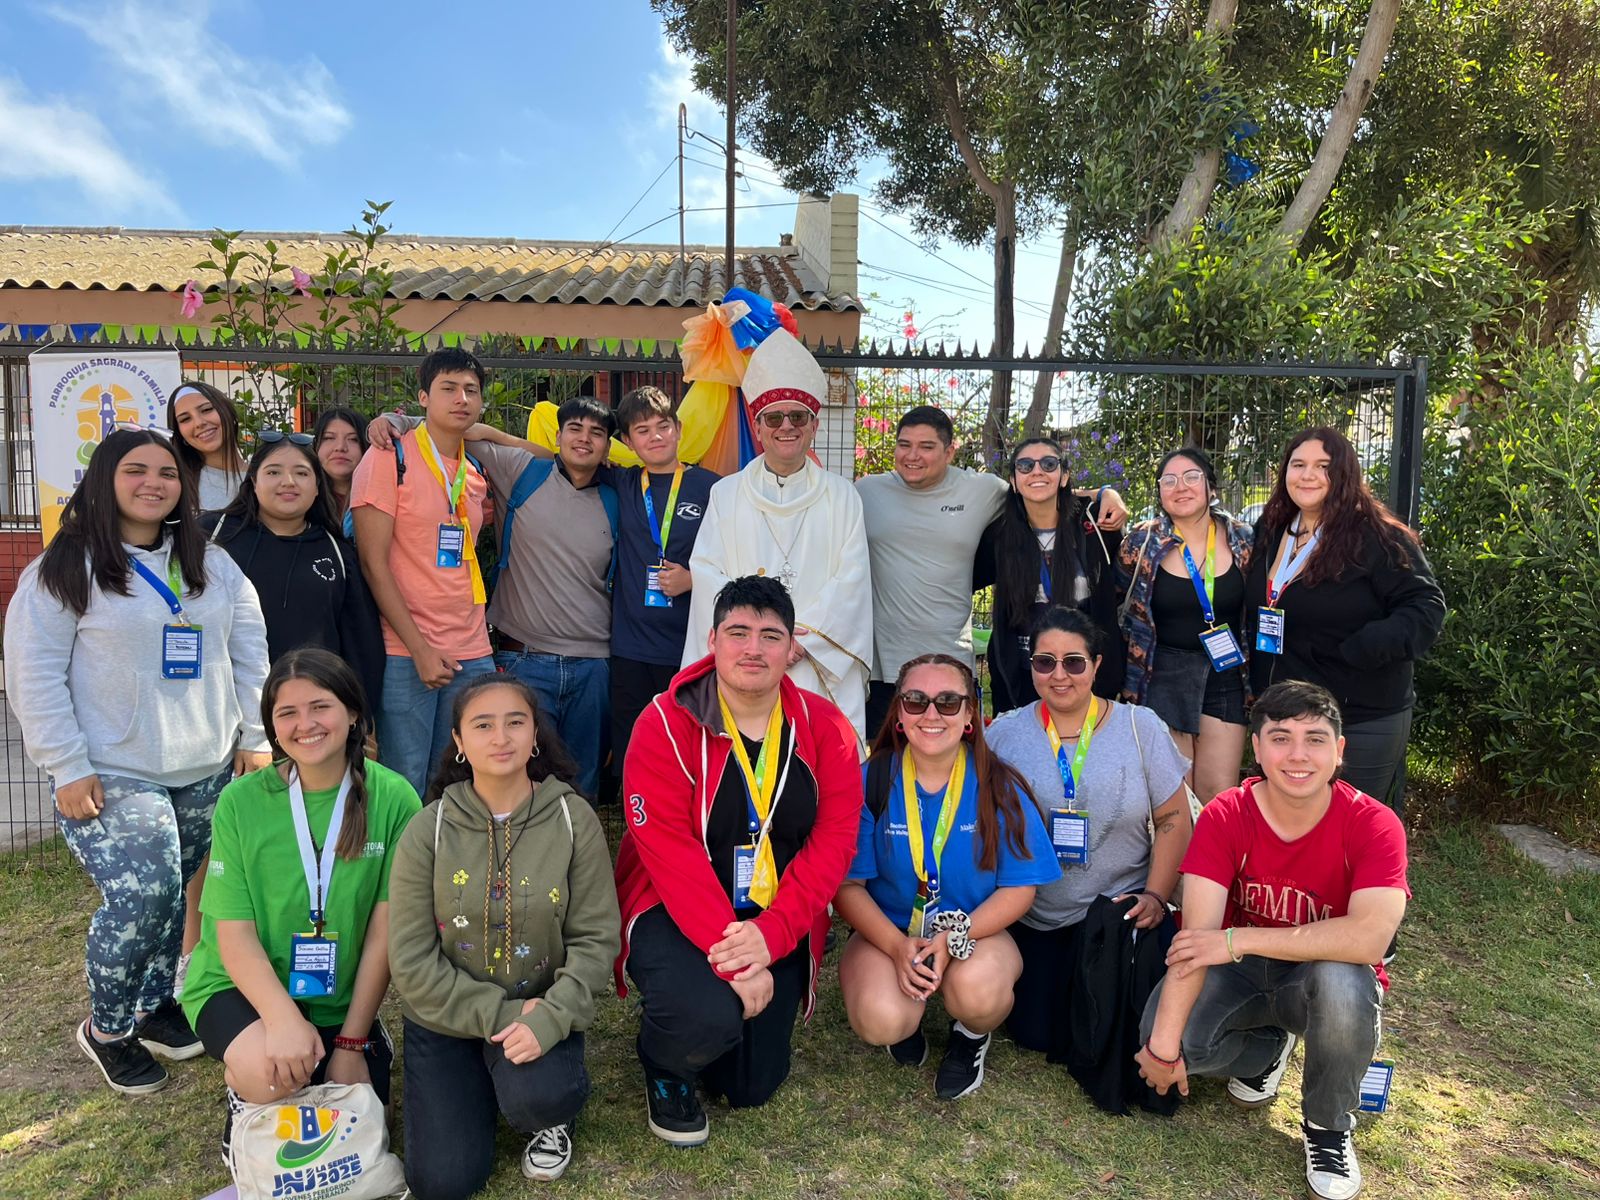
[613,653,864,1017]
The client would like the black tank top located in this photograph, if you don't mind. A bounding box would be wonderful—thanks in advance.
[1152,561,1244,649]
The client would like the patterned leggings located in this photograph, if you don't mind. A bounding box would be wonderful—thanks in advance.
[58,766,231,1036]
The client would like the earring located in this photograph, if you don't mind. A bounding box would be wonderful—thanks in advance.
[454,751,465,764]
[895,721,904,732]
[964,723,973,734]
[530,743,541,759]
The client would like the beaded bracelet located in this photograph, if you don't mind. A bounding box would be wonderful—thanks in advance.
[332,1034,371,1053]
[1143,1039,1183,1067]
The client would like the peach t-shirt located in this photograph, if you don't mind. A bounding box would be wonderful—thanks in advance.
[350,427,491,660]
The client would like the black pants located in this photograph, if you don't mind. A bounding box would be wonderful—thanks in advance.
[1005,920,1086,1062]
[626,905,809,1108]
[401,1017,589,1200]
[865,680,898,746]
[611,656,679,774]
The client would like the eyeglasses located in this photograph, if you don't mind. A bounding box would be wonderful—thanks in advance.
[898,690,968,716]
[257,430,314,447]
[1014,455,1061,475]
[758,409,815,429]
[1029,653,1092,676]
[1158,468,1206,491]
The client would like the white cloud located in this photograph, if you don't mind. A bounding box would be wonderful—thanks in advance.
[47,1,351,169]
[0,76,176,215]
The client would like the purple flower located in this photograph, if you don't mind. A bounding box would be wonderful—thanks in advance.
[1091,430,1102,441]
[1107,433,1120,446]
[1109,460,1125,475]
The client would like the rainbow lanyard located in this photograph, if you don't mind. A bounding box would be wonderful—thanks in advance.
[1041,697,1097,805]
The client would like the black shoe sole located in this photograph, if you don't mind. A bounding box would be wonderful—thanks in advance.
[647,1113,709,1148]
[76,1022,168,1096]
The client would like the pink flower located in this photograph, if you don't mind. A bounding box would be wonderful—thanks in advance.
[904,325,919,339]
[180,279,203,319]
[290,266,313,296]
[919,382,929,394]
[855,446,867,461]
[947,377,958,388]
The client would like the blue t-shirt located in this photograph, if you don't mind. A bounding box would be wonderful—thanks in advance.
[609,463,720,665]
[848,750,1060,933]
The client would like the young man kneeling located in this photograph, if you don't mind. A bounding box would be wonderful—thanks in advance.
[1136,681,1409,1200]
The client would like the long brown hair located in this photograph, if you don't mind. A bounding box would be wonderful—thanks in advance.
[261,649,374,861]
[1259,425,1419,586]
[868,653,1038,871]
[424,676,578,802]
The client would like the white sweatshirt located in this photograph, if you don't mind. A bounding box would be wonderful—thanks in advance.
[4,538,271,788]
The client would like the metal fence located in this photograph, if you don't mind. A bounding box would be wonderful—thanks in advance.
[0,335,1425,863]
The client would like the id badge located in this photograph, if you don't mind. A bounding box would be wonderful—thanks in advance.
[436,522,465,569]
[288,932,338,998]
[1051,808,1089,865]
[1255,606,1286,655]
[1201,624,1245,671]
[643,565,673,608]
[732,843,757,908]
[908,889,939,939]
[1358,1059,1395,1113]
[161,623,202,680]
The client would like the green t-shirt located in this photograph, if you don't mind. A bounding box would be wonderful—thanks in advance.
[181,761,421,1030]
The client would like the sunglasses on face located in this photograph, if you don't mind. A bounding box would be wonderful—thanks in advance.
[1014,455,1061,475]
[758,409,815,429]
[1158,469,1206,490]
[899,690,968,716]
[1030,653,1091,676]
[257,430,314,447]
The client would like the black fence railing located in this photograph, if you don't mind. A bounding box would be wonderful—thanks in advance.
[0,332,1426,863]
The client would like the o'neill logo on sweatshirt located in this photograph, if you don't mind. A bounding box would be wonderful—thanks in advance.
[1232,876,1333,926]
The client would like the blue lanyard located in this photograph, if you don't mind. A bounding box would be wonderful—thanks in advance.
[130,557,188,623]
[1039,553,1052,600]
[1180,544,1216,626]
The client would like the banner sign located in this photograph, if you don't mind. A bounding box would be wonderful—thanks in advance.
[27,350,182,544]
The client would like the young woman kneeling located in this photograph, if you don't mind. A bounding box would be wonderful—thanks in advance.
[180,649,421,1159]
[387,677,620,1197]
[835,654,1059,1100]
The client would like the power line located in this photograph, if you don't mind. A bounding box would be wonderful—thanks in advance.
[859,259,1053,317]
[600,157,678,246]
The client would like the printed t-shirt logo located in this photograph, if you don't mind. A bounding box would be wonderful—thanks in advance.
[675,502,703,521]
[360,841,385,859]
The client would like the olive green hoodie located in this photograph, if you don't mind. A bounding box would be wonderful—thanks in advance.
[387,777,620,1054]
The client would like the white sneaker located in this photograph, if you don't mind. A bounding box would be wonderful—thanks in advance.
[1302,1119,1363,1199]
[522,1122,574,1182]
[1228,1033,1297,1107]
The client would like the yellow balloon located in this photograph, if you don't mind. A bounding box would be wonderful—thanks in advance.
[523,382,735,468]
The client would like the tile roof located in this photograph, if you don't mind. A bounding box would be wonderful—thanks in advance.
[0,226,860,312]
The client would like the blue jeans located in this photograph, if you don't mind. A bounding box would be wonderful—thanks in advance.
[1140,957,1384,1130]
[402,1018,589,1200]
[377,654,496,797]
[495,650,608,799]
[58,765,231,1035]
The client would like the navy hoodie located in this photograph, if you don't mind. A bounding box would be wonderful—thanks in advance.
[204,513,386,709]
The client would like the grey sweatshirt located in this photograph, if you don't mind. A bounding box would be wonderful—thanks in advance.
[4,540,271,788]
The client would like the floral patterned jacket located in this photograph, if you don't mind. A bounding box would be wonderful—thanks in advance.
[1116,511,1255,704]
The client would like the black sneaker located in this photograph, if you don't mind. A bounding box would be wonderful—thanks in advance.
[1228,1032,1296,1107]
[135,1001,205,1061]
[934,1024,990,1100]
[1302,1119,1363,1200]
[644,1069,708,1147]
[887,1029,928,1067]
[77,1020,168,1095]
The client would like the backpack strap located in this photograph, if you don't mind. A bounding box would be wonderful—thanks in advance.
[494,458,557,586]
[597,480,620,589]
[865,752,896,820]
[394,438,406,488]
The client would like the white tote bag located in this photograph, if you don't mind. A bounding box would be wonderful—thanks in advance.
[229,1081,407,1200]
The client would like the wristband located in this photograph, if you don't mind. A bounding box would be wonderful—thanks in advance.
[332,1035,371,1053]
[1143,1038,1183,1067]
[1225,927,1243,963]
[1139,888,1168,907]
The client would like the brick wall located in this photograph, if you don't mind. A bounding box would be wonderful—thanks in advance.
[0,531,43,614]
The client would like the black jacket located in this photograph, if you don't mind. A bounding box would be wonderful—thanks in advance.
[974,504,1123,713]
[204,514,386,709]
[1244,520,1445,723]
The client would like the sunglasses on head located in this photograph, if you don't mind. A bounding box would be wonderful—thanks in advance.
[758,409,815,429]
[1030,653,1091,676]
[1014,455,1061,475]
[257,430,314,447]
[899,690,967,716]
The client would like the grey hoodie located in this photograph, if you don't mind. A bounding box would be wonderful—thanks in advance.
[387,777,620,1053]
[4,539,270,788]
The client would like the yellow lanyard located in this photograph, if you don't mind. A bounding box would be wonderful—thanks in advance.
[415,426,486,604]
[718,690,785,909]
[901,747,967,901]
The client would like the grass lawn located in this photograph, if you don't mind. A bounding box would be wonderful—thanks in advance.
[0,823,1596,1200]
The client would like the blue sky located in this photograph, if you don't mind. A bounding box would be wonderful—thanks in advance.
[0,0,1066,347]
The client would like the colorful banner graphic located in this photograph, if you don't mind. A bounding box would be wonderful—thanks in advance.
[27,350,182,544]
